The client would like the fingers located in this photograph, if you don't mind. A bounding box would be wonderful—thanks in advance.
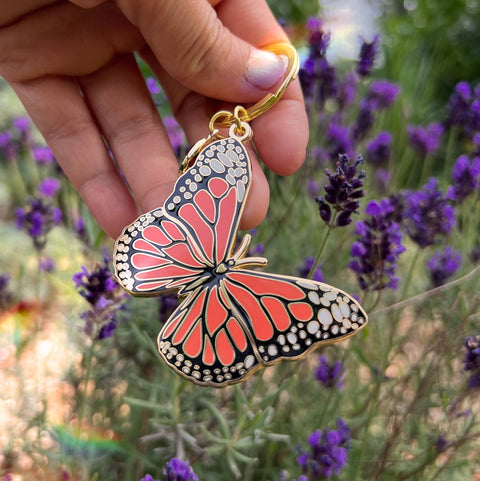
[1,0,59,25]
[0,2,144,82]
[141,0,307,227]
[113,0,288,103]
[10,75,139,238]
[76,54,180,214]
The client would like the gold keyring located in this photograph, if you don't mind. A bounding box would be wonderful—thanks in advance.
[243,43,300,123]
[211,42,300,129]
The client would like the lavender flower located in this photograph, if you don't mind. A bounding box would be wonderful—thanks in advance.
[426,246,461,287]
[367,80,400,109]
[446,81,472,128]
[336,72,357,110]
[299,257,323,282]
[317,58,338,105]
[306,17,331,55]
[357,34,380,77]
[12,116,31,144]
[448,155,480,202]
[466,99,480,137]
[352,99,375,142]
[146,77,161,95]
[40,256,56,272]
[73,257,127,339]
[300,19,331,102]
[16,197,62,250]
[298,419,350,478]
[159,294,179,325]
[326,124,352,160]
[316,154,365,227]
[164,116,185,156]
[140,476,159,481]
[39,177,61,198]
[0,131,17,162]
[463,336,480,389]
[164,458,198,481]
[349,198,406,291]
[0,274,13,311]
[307,179,320,197]
[315,355,344,389]
[278,471,308,481]
[366,131,392,167]
[32,146,55,165]
[403,178,455,247]
[407,122,444,157]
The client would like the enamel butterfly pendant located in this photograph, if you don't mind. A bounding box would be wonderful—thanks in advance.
[113,44,368,387]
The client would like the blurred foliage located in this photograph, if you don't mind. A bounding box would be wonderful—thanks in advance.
[267,0,320,24]
[379,0,480,116]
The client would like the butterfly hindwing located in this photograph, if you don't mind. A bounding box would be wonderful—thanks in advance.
[114,137,252,295]
[158,284,260,387]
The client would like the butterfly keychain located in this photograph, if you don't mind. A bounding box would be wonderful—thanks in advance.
[113,43,368,387]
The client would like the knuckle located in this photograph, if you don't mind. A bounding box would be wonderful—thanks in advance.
[107,113,159,147]
[171,10,226,85]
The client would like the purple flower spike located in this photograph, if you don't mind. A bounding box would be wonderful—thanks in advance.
[16,197,62,251]
[404,178,455,247]
[352,99,375,142]
[140,475,159,481]
[315,355,344,389]
[349,198,405,291]
[0,131,18,162]
[327,124,352,160]
[463,336,480,389]
[298,419,351,478]
[357,34,380,77]
[306,17,331,55]
[146,77,161,95]
[39,177,61,198]
[337,72,357,110]
[407,122,444,157]
[164,116,185,156]
[367,80,400,109]
[426,246,461,287]
[163,457,198,481]
[449,155,480,202]
[73,257,127,340]
[299,257,323,283]
[316,154,366,228]
[446,81,472,128]
[32,146,55,165]
[366,131,392,167]
[0,274,13,311]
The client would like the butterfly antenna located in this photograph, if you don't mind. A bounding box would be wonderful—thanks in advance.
[233,234,268,269]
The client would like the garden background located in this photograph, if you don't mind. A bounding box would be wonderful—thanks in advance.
[1,0,480,480]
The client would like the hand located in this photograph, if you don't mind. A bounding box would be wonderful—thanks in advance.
[0,0,308,238]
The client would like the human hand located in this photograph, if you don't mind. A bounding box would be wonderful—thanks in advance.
[0,0,308,238]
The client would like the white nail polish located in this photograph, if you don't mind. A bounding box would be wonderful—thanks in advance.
[246,50,288,91]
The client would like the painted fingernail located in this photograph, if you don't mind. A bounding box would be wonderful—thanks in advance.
[246,50,288,91]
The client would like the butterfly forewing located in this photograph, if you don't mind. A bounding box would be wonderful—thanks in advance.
[114,137,252,295]
[223,271,367,365]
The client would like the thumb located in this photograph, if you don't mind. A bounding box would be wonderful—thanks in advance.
[74,0,288,103]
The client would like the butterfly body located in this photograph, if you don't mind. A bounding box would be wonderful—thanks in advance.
[114,136,367,387]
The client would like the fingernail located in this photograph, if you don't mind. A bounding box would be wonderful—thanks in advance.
[246,50,288,91]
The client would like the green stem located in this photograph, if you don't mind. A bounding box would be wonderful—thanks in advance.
[308,214,337,279]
